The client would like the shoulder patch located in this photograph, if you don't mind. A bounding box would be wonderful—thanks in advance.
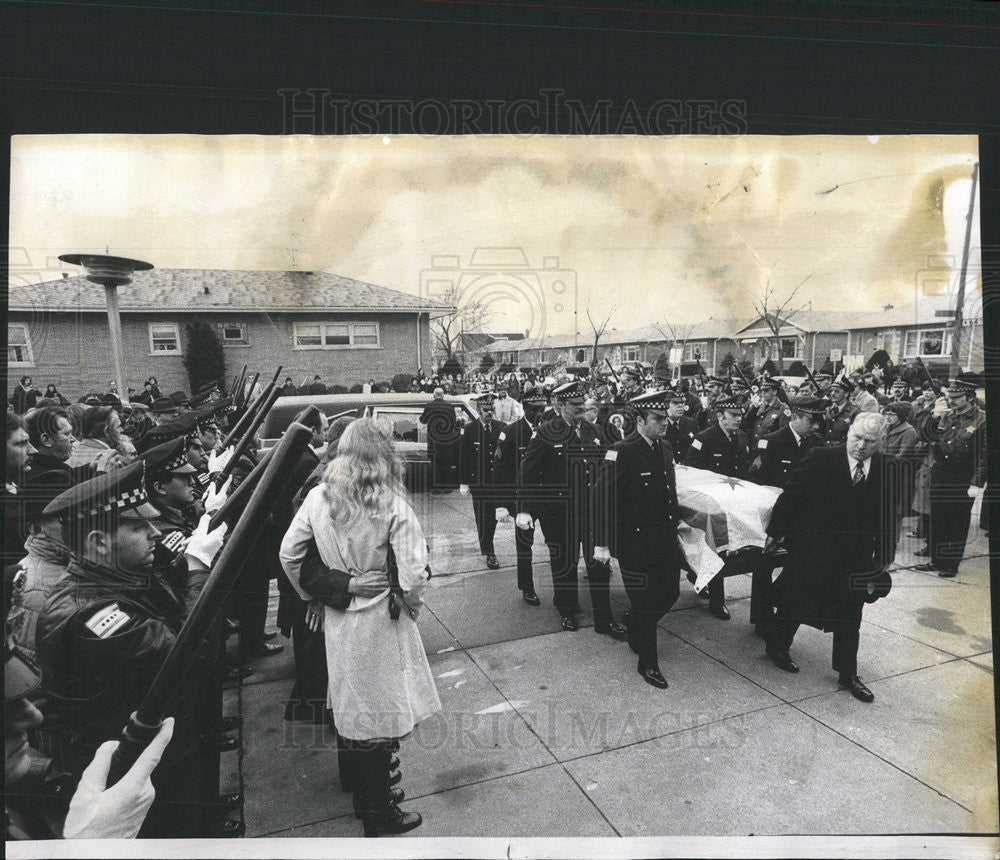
[691,438,703,450]
[83,603,132,639]
[757,439,768,449]
[160,531,186,552]
[605,450,618,461]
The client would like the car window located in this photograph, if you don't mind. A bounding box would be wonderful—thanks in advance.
[372,408,424,443]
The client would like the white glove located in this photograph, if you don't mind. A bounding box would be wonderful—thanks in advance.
[932,396,949,418]
[495,507,511,523]
[184,514,229,568]
[593,546,611,564]
[515,513,533,530]
[206,446,235,476]
[459,484,470,496]
[63,717,175,839]
[968,485,984,499]
[202,476,232,515]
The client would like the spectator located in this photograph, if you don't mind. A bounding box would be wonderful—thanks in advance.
[12,377,42,415]
[308,375,328,396]
[146,377,163,400]
[135,380,156,407]
[66,406,128,475]
[23,407,79,483]
[362,378,374,395]
[5,414,35,565]
[280,377,298,397]
[43,384,70,406]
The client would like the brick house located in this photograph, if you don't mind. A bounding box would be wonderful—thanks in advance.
[7,268,451,398]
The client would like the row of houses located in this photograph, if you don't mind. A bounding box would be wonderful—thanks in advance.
[473,293,985,378]
[7,268,452,395]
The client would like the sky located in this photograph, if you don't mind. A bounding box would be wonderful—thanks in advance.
[8,134,981,338]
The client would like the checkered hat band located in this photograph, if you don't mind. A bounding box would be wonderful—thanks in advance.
[77,485,149,518]
[162,452,189,472]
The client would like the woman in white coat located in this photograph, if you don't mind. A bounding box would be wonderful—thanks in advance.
[279,418,440,836]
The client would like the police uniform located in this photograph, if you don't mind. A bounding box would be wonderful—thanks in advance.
[493,395,547,600]
[662,393,699,463]
[919,373,987,576]
[459,395,503,566]
[747,397,827,489]
[518,382,619,629]
[683,395,752,618]
[824,379,860,446]
[596,390,685,687]
[697,377,728,431]
[742,380,790,444]
[34,462,234,837]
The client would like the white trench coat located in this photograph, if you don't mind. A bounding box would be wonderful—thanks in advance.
[280,485,441,741]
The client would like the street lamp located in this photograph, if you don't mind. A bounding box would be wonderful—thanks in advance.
[59,253,153,401]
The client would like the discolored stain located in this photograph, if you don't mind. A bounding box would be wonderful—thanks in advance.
[916,606,966,636]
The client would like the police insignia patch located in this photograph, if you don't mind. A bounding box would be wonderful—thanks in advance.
[758,439,768,449]
[161,531,186,552]
[605,450,618,461]
[84,603,131,638]
[691,438,703,450]
[498,432,506,441]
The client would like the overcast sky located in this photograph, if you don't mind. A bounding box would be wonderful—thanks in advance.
[9,134,980,337]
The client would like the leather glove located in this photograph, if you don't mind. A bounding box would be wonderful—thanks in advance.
[459,484,470,496]
[202,476,232,515]
[593,546,611,564]
[62,717,175,839]
[184,514,228,568]
[206,446,235,476]
[515,513,534,530]
[495,507,511,523]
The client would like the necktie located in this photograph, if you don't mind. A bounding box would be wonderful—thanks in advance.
[852,460,865,486]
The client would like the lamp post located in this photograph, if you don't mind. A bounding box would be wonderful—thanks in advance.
[58,254,153,401]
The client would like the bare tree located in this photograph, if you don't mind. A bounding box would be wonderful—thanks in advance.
[585,302,617,369]
[650,320,695,380]
[752,274,812,373]
[429,283,492,370]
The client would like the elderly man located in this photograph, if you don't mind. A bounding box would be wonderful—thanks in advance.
[764,412,897,702]
[22,407,83,484]
[420,387,459,492]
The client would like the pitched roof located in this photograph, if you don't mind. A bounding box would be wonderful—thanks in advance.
[8,268,453,314]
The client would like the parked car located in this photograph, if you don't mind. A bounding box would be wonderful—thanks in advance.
[258,392,480,488]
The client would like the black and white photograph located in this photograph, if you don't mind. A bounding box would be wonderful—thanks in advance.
[3,2,998,859]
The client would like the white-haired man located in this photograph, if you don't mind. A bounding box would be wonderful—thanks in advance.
[763,411,897,702]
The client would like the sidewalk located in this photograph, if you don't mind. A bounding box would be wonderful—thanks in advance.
[237,491,997,838]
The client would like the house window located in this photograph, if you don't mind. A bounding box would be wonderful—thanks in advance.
[8,323,34,366]
[293,321,381,350]
[623,346,640,362]
[683,341,707,361]
[903,328,952,358]
[780,337,802,359]
[217,322,250,346]
[149,322,180,354]
[537,351,546,364]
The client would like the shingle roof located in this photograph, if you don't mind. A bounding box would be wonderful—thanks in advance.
[8,269,453,313]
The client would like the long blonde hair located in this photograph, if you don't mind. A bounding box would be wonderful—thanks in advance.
[322,417,406,519]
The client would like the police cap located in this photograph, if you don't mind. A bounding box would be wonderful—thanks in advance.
[551,381,587,402]
[150,397,179,414]
[42,460,159,522]
[830,377,855,393]
[948,371,981,394]
[714,394,747,412]
[788,395,829,416]
[140,437,198,480]
[628,389,671,412]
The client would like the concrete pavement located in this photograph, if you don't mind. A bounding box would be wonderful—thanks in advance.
[233,490,997,839]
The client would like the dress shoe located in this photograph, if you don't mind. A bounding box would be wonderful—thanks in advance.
[709,602,731,621]
[263,630,280,641]
[912,562,938,572]
[485,553,500,570]
[390,739,400,752]
[208,818,245,837]
[217,734,240,753]
[906,530,923,539]
[838,674,874,703]
[912,547,931,557]
[225,663,253,681]
[354,788,405,818]
[521,590,541,606]
[560,615,579,632]
[253,642,284,657]
[215,791,244,808]
[362,805,422,837]
[389,769,402,787]
[937,569,958,578]
[637,663,668,689]
[224,618,240,638]
[595,621,628,641]
[219,715,242,732]
[766,647,800,673]
[389,755,400,771]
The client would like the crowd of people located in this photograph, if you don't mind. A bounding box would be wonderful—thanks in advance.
[4,357,989,840]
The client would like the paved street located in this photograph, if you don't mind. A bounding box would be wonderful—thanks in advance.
[231,490,996,839]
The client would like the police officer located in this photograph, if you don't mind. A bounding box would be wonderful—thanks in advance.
[493,393,548,604]
[34,462,238,837]
[913,372,987,577]
[823,377,860,446]
[742,378,789,444]
[517,381,626,637]
[594,389,685,688]
[662,389,698,463]
[460,393,503,569]
[683,394,752,620]
[697,377,728,431]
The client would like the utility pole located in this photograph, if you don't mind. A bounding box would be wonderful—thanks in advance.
[950,162,979,380]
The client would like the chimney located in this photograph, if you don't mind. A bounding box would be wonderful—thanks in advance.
[883,303,893,311]
[62,272,69,279]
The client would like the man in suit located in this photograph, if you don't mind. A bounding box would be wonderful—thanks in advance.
[517,381,626,637]
[683,394,752,620]
[493,393,548,605]
[594,389,685,688]
[419,388,459,492]
[764,412,897,703]
[823,377,860,446]
[460,393,503,569]
[745,395,828,634]
[662,389,698,463]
